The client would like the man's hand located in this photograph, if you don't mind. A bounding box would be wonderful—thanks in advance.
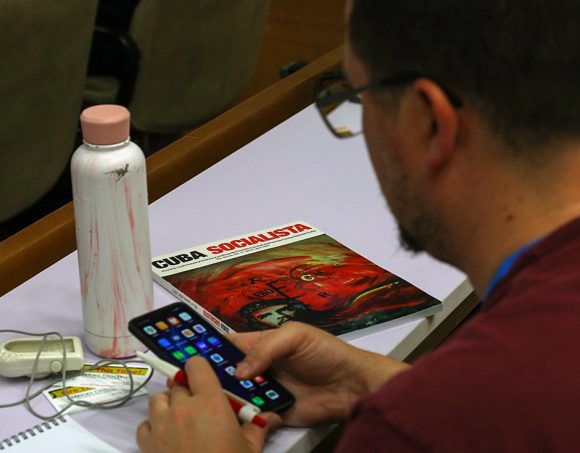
[137,357,282,453]
[232,322,409,427]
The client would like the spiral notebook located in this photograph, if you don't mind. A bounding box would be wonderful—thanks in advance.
[0,415,119,452]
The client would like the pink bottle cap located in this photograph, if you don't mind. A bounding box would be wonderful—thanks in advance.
[80,104,130,145]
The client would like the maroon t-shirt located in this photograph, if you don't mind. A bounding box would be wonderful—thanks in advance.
[337,217,580,452]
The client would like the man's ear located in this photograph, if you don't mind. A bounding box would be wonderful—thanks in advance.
[408,78,459,175]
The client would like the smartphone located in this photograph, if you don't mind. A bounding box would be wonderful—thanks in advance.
[128,302,295,413]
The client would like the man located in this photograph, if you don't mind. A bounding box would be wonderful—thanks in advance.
[137,1,580,451]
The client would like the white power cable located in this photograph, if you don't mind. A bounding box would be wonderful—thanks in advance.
[0,330,153,420]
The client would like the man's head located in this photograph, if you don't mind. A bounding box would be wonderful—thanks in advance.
[348,1,580,153]
[250,303,297,328]
[343,1,580,288]
[240,299,310,330]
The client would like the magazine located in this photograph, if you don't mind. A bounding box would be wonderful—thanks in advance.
[151,221,442,341]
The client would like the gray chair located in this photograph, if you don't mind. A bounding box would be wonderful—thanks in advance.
[0,0,98,223]
[84,0,270,135]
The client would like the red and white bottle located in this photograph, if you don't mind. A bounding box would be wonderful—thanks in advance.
[71,105,153,358]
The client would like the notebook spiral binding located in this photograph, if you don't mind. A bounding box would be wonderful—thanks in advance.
[0,416,67,450]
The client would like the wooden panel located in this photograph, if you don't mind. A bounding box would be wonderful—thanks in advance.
[0,46,343,297]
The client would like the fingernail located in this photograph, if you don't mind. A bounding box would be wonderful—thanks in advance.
[236,361,252,378]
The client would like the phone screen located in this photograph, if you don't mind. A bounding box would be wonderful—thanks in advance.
[128,302,295,413]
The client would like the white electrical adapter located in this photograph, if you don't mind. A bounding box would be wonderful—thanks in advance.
[0,336,84,378]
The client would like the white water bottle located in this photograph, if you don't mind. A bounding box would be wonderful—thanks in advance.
[71,105,153,358]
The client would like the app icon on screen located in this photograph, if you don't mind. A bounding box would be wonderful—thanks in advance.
[195,341,209,351]
[172,335,181,342]
[193,324,206,334]
[178,312,192,321]
[155,321,169,331]
[167,316,180,326]
[181,329,194,338]
[143,326,157,335]
[207,336,221,346]
[251,396,265,407]
[265,390,279,400]
[184,345,198,356]
[254,376,265,384]
[225,366,236,376]
[172,351,186,361]
[158,338,171,348]
[210,353,224,364]
[240,380,254,389]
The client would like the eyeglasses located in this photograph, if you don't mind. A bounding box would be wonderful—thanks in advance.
[314,70,462,139]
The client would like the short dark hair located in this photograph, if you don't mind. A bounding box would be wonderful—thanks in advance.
[349,1,580,152]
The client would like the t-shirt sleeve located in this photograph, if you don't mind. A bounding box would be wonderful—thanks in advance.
[335,404,425,453]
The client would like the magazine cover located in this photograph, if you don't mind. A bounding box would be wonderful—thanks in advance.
[151,221,441,339]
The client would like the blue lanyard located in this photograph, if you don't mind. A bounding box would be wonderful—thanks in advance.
[484,240,540,299]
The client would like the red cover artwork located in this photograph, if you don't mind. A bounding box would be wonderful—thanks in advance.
[159,233,440,336]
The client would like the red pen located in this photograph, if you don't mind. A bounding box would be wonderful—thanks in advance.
[136,351,267,428]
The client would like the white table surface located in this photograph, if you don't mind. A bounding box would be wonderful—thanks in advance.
[0,105,470,452]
